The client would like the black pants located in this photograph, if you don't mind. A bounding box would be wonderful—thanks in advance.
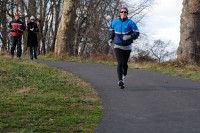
[10,36,22,58]
[29,46,37,59]
[114,48,131,81]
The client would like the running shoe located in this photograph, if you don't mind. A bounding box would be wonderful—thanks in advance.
[122,75,127,82]
[118,80,125,89]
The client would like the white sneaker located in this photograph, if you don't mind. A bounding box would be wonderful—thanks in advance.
[122,75,127,82]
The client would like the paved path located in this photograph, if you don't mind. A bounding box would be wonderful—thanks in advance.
[35,60,200,133]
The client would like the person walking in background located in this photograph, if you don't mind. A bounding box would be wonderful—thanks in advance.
[108,6,140,89]
[9,12,25,59]
[27,16,39,60]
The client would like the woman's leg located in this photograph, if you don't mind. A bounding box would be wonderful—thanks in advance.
[114,48,124,81]
[16,36,22,58]
[30,47,33,59]
[33,46,37,59]
[11,37,17,57]
[122,50,131,76]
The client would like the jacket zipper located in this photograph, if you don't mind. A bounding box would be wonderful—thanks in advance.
[121,20,124,45]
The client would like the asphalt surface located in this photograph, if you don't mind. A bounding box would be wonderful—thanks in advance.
[35,60,200,133]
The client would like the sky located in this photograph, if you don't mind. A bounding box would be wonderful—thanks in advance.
[130,0,183,47]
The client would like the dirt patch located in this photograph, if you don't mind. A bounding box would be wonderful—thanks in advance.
[15,87,38,94]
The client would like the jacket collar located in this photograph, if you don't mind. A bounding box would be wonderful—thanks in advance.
[119,17,128,22]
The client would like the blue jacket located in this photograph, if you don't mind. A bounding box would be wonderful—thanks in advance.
[109,17,139,46]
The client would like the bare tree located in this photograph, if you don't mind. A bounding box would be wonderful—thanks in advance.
[150,40,175,63]
[132,38,176,63]
[8,0,62,55]
[73,0,154,57]
[0,0,155,59]
[49,0,62,52]
[0,0,8,51]
[54,0,75,56]
[74,0,121,56]
[28,0,36,16]
[38,0,49,55]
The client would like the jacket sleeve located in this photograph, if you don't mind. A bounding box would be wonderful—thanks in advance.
[8,22,11,29]
[130,21,140,40]
[109,21,115,40]
[27,22,34,32]
[21,22,26,31]
[34,23,39,32]
[8,21,15,32]
[27,23,31,32]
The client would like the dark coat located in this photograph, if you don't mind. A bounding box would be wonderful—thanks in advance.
[27,21,39,47]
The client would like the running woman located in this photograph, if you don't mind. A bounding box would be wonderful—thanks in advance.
[108,6,140,89]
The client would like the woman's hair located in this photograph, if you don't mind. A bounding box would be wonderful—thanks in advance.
[119,6,128,14]
[14,12,21,17]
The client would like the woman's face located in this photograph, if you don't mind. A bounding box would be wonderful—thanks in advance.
[120,9,128,19]
[30,19,35,22]
[15,15,19,20]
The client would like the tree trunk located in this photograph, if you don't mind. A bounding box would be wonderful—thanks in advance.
[50,0,62,52]
[177,0,200,63]
[54,0,75,56]
[28,0,36,16]
[0,0,7,51]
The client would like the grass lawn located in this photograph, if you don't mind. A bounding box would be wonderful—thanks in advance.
[2,52,200,132]
[129,61,200,82]
[0,56,102,133]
